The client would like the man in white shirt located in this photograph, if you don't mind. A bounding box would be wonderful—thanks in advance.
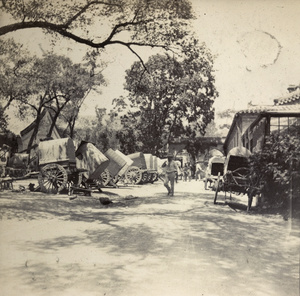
[162,154,178,196]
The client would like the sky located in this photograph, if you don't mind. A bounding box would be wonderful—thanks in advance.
[2,0,300,134]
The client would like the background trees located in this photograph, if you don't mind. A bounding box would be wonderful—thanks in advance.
[114,38,218,156]
[0,48,105,151]
[1,0,197,149]
[74,107,121,152]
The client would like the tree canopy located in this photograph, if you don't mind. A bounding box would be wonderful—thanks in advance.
[0,46,105,151]
[113,38,218,155]
[0,0,193,63]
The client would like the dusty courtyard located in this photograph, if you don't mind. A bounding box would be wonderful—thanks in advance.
[0,179,299,296]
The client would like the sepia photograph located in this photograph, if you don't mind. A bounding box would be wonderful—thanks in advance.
[0,0,299,295]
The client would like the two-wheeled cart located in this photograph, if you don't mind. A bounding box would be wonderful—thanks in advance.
[38,138,109,194]
[144,153,158,183]
[204,155,225,190]
[100,148,127,187]
[125,152,148,185]
[213,147,262,211]
[75,141,110,192]
[112,150,134,185]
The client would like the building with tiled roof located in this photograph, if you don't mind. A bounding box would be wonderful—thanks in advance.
[274,85,300,106]
[224,87,300,155]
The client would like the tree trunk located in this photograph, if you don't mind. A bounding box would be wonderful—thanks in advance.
[47,110,60,138]
[26,108,42,154]
[69,117,76,139]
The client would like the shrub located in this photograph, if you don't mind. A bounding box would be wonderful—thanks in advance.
[249,132,300,207]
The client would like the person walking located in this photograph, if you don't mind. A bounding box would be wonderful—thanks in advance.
[195,161,204,181]
[187,162,192,182]
[162,154,178,196]
[183,163,188,182]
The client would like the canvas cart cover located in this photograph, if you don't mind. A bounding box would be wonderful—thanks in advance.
[153,156,158,171]
[39,138,76,166]
[224,147,251,175]
[104,148,127,177]
[128,152,147,170]
[8,153,29,168]
[208,149,224,158]
[76,142,109,179]
[114,150,133,176]
[206,156,225,177]
[144,154,154,170]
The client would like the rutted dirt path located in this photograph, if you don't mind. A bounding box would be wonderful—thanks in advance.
[0,180,299,296]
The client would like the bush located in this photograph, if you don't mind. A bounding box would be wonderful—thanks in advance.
[249,133,300,207]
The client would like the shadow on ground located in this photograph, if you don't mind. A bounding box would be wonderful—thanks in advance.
[0,187,299,296]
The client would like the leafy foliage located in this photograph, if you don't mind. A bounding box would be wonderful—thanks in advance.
[0,129,18,152]
[0,106,8,133]
[249,131,300,206]
[114,38,217,155]
[1,0,193,60]
[74,107,121,152]
[0,47,105,150]
[0,38,33,113]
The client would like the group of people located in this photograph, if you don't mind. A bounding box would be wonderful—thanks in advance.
[162,155,205,197]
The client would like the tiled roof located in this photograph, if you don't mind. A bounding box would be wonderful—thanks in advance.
[236,103,300,115]
[273,89,300,105]
[224,103,300,148]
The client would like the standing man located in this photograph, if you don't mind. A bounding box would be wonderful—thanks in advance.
[195,161,204,181]
[162,154,178,196]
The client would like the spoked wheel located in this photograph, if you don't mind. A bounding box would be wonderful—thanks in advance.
[151,172,158,183]
[100,169,111,187]
[112,175,119,184]
[125,166,142,184]
[146,173,153,183]
[38,164,68,194]
[141,172,148,184]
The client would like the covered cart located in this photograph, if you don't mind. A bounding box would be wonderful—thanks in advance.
[6,153,29,177]
[126,152,148,184]
[101,148,127,187]
[144,153,158,183]
[113,150,134,184]
[204,156,225,190]
[75,141,110,190]
[214,147,262,211]
[38,138,78,193]
[38,138,110,194]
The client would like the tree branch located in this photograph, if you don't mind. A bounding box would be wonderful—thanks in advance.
[64,1,122,28]
[0,21,170,52]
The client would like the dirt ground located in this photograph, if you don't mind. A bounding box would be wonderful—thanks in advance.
[0,178,299,296]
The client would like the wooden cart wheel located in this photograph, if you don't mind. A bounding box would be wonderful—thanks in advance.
[38,163,68,194]
[100,169,111,187]
[146,173,153,183]
[141,172,148,183]
[125,166,142,184]
[213,173,221,204]
[151,172,158,183]
[113,175,119,184]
